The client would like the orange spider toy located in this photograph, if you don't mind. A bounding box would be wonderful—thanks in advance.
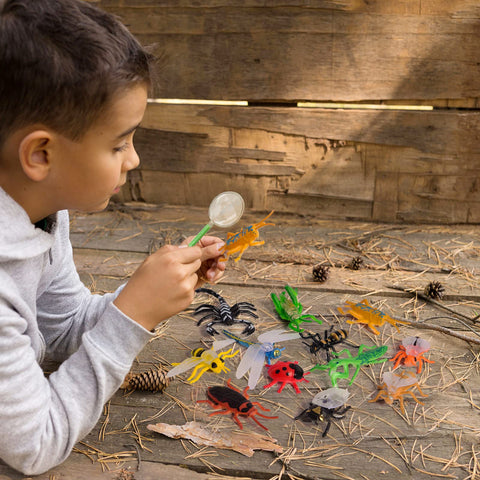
[370,370,427,414]
[219,211,274,262]
[338,299,408,335]
[390,336,434,374]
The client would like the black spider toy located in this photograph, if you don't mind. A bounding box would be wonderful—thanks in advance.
[194,288,257,336]
[300,326,348,361]
[295,387,351,437]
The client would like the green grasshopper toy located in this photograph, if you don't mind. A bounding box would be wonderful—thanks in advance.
[271,285,322,333]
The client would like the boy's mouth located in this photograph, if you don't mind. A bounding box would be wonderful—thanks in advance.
[114,181,126,193]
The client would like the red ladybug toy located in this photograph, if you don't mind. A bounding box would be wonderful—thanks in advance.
[263,360,310,394]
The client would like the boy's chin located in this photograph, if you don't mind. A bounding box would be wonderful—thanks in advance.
[77,198,112,214]
[93,199,112,212]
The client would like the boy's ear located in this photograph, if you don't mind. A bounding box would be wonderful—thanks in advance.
[18,130,53,182]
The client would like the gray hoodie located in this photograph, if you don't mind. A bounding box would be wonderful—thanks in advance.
[0,187,154,475]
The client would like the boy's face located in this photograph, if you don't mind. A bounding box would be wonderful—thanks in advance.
[49,84,148,213]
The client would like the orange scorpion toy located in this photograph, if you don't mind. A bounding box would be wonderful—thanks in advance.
[219,211,274,262]
[338,299,408,335]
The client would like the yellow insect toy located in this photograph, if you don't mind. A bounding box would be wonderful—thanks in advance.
[338,299,408,335]
[219,210,274,262]
[166,346,238,384]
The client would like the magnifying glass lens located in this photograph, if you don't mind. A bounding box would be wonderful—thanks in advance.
[187,191,245,246]
[209,191,244,228]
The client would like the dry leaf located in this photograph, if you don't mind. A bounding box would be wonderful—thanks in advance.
[147,421,283,457]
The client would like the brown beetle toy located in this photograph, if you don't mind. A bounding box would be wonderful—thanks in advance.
[198,379,278,430]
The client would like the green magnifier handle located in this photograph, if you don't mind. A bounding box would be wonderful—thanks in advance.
[188,223,213,247]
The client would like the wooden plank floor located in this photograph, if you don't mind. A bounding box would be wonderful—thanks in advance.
[2,203,480,480]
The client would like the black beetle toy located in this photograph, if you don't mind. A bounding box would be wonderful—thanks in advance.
[295,387,351,437]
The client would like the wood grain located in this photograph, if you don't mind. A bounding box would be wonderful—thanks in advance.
[93,1,480,102]
[88,1,480,224]
[121,104,480,223]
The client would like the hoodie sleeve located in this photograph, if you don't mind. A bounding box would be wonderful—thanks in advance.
[0,295,153,475]
[0,211,155,475]
[36,210,131,360]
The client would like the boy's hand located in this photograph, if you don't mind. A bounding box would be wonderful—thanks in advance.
[113,237,225,331]
[182,235,226,287]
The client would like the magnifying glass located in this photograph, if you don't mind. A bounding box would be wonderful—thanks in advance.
[188,191,245,247]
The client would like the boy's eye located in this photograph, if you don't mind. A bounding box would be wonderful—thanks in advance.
[113,143,129,153]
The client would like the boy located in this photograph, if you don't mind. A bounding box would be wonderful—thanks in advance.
[0,0,225,474]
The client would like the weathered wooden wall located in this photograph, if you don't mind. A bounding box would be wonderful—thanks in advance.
[92,0,480,223]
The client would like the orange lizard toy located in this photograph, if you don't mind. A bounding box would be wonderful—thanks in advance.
[338,299,408,335]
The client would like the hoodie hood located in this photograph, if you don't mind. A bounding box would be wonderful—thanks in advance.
[0,187,55,261]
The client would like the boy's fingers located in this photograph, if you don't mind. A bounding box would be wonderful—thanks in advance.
[210,258,226,272]
[206,268,223,282]
[199,242,225,261]
[199,236,224,247]
[167,245,202,263]
[180,235,222,247]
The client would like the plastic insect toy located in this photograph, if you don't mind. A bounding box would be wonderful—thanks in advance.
[219,210,274,263]
[166,345,238,384]
[197,379,278,430]
[295,388,351,437]
[370,370,428,414]
[271,285,322,333]
[263,360,310,394]
[214,329,300,390]
[300,327,349,361]
[194,288,257,335]
[390,336,434,374]
[338,299,408,335]
[310,345,388,387]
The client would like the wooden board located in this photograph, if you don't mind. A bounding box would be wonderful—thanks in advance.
[0,455,251,480]
[69,206,480,268]
[85,1,480,224]
[115,103,480,223]
[91,1,480,102]
[3,206,478,479]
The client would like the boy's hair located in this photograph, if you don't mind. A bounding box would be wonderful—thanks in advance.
[0,0,153,145]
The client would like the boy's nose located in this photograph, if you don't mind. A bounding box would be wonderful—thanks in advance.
[123,147,140,171]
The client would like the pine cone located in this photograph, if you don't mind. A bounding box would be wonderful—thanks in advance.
[121,366,170,393]
[348,256,364,270]
[424,281,445,300]
[312,263,330,282]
